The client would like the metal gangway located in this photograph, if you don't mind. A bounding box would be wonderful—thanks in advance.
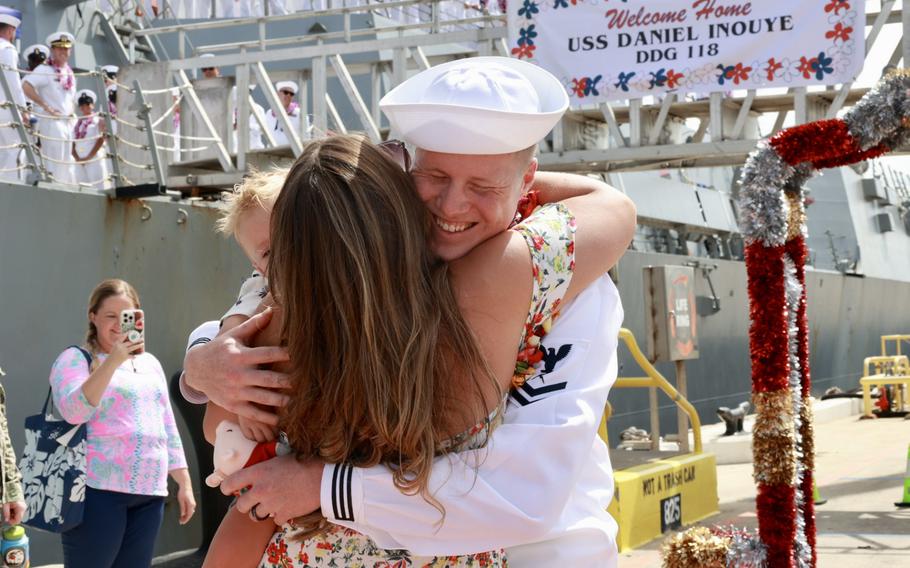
[3,0,909,195]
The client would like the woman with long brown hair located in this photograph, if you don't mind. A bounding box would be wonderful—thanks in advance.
[238,133,623,567]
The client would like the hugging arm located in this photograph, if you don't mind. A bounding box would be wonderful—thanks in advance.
[181,310,290,424]
[530,171,636,294]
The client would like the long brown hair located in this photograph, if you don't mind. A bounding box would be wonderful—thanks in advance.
[269,134,498,512]
[84,278,140,369]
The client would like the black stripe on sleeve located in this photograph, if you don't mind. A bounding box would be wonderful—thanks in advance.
[187,336,212,350]
[344,463,354,520]
[331,463,355,521]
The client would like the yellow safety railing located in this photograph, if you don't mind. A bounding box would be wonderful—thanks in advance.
[881,334,910,357]
[860,354,910,417]
[605,328,703,453]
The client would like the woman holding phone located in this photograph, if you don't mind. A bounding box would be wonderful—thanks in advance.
[48,278,196,568]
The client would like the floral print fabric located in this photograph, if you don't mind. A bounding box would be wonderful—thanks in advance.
[511,203,576,387]
[261,525,506,568]
[49,347,187,496]
[258,203,576,567]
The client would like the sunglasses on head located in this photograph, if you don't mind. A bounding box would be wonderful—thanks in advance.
[378,139,411,172]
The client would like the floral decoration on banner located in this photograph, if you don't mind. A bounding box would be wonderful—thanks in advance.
[507,0,865,103]
[662,70,910,568]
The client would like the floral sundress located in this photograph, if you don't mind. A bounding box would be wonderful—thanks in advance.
[258,203,576,568]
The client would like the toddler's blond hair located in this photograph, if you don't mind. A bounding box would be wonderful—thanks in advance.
[216,168,288,236]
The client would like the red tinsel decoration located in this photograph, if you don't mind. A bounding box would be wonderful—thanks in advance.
[769,118,890,171]
[745,243,790,393]
[811,144,890,169]
[757,483,798,568]
[786,238,813,399]
[802,457,818,567]
[769,120,853,165]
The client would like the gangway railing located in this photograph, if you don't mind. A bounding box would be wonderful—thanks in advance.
[10,0,908,193]
[882,334,910,357]
[603,328,703,454]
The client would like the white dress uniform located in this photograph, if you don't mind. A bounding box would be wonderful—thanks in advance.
[23,33,76,185]
[321,276,622,568]
[267,105,303,147]
[266,81,307,146]
[0,30,25,182]
[73,90,109,190]
[231,86,265,152]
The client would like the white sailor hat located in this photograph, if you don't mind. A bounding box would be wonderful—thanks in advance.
[380,56,568,155]
[101,64,119,76]
[47,31,75,48]
[23,44,49,61]
[76,89,97,104]
[275,81,298,95]
[0,14,21,28]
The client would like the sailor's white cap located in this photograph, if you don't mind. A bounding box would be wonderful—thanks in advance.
[22,44,48,61]
[101,64,119,76]
[76,89,96,104]
[380,56,568,155]
[275,81,298,95]
[0,14,21,28]
[47,31,75,48]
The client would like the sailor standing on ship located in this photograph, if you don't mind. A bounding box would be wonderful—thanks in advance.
[72,89,109,190]
[267,80,309,147]
[231,84,265,152]
[0,14,26,183]
[23,32,76,185]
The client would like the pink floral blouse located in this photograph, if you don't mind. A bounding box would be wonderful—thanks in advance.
[49,347,187,496]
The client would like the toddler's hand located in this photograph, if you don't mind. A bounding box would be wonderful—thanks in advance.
[238,414,278,443]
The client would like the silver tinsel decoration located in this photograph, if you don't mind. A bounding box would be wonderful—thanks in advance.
[724,528,768,568]
[784,256,811,568]
[738,144,793,247]
[843,73,910,151]
[786,164,814,195]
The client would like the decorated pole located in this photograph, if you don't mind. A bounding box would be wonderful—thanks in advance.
[664,70,910,568]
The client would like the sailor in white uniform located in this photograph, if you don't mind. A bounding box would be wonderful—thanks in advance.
[0,14,25,183]
[231,84,265,152]
[266,80,308,147]
[22,43,48,72]
[199,52,220,79]
[23,31,77,185]
[72,89,109,190]
[101,64,119,88]
[184,58,626,568]
[19,44,48,182]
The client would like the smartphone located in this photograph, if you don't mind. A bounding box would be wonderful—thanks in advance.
[120,309,145,344]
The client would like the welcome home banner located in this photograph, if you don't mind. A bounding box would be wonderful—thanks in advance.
[507,0,865,104]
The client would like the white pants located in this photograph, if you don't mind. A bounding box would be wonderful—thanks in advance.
[0,124,19,183]
[77,156,110,190]
[38,117,75,185]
